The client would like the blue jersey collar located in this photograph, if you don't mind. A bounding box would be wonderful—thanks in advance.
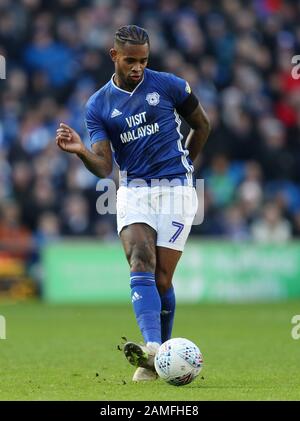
[111,72,145,96]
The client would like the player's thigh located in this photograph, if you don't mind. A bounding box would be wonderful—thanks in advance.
[120,223,157,272]
[155,246,182,294]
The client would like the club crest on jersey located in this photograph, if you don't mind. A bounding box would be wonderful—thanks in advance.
[146,92,160,106]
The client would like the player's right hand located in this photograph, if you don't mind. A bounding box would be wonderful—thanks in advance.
[56,123,85,155]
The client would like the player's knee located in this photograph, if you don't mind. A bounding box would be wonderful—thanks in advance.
[129,243,156,273]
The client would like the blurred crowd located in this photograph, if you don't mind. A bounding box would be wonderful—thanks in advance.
[1,0,300,273]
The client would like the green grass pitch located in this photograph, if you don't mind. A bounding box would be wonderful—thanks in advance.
[0,300,299,401]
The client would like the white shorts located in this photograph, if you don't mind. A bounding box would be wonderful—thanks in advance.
[116,185,198,251]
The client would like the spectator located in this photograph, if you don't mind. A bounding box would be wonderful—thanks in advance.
[35,212,61,247]
[203,153,243,208]
[251,202,292,243]
[0,200,34,259]
[61,193,93,236]
[222,204,250,241]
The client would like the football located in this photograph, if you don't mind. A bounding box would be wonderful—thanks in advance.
[154,338,203,386]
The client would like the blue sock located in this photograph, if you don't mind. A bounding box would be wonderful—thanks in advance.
[130,272,162,344]
[160,286,176,343]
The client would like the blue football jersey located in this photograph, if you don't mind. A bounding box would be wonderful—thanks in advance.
[85,68,194,186]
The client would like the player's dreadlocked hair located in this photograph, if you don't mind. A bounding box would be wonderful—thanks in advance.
[115,25,149,47]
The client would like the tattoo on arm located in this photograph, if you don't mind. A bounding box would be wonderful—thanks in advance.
[77,140,112,178]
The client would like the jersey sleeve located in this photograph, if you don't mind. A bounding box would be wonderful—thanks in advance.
[166,73,192,108]
[85,100,109,145]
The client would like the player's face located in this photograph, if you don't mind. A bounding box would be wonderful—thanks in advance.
[110,43,149,90]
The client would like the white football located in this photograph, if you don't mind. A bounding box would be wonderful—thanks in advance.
[154,337,203,386]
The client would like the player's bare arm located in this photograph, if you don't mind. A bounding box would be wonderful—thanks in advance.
[184,102,211,162]
[56,123,112,178]
[80,141,112,178]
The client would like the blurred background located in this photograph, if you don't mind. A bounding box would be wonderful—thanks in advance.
[0,0,300,303]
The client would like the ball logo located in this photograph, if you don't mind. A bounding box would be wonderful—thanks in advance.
[146,92,160,106]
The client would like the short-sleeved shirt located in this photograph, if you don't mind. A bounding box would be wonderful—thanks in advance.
[85,68,194,186]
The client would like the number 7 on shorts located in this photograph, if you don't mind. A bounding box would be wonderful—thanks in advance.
[169,221,184,243]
